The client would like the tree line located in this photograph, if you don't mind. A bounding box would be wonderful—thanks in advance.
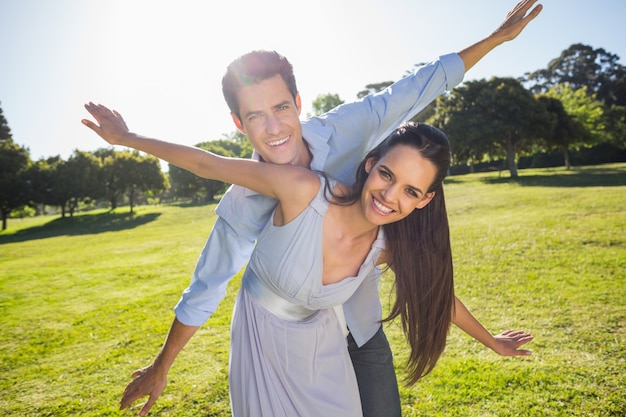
[1,43,625,229]
[0,128,253,230]
[356,43,626,177]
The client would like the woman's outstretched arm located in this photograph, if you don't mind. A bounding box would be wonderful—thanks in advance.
[82,102,318,204]
[452,296,533,356]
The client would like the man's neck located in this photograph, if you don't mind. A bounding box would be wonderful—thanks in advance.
[296,137,313,169]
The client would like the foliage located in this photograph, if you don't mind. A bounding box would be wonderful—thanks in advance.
[543,84,605,142]
[25,156,64,215]
[120,153,167,213]
[524,43,626,107]
[310,93,345,116]
[525,43,626,148]
[168,142,235,203]
[200,138,253,160]
[61,150,103,217]
[101,150,167,212]
[537,84,608,171]
[0,138,31,230]
[430,77,552,177]
[167,163,203,202]
[167,137,252,203]
[0,102,12,141]
[0,105,31,230]
[535,96,581,170]
[1,164,624,416]
[10,205,35,219]
[602,104,626,148]
[215,131,254,158]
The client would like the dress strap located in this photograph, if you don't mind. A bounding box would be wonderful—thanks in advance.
[308,173,334,216]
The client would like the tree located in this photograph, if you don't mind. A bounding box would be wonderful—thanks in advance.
[602,104,626,149]
[545,84,605,137]
[432,77,552,177]
[0,105,31,229]
[54,151,102,217]
[168,163,203,202]
[535,96,581,170]
[25,156,64,214]
[524,44,626,104]
[128,156,168,212]
[0,139,31,229]
[538,83,605,169]
[0,102,12,141]
[429,94,493,172]
[201,137,253,160]
[310,93,345,116]
[102,150,167,212]
[101,152,126,210]
[168,141,233,202]
[524,44,626,148]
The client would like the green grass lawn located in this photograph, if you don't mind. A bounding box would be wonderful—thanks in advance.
[1,164,624,416]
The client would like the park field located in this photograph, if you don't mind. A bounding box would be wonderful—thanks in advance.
[1,164,624,416]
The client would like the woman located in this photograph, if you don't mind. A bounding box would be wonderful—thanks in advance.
[82,104,529,416]
[228,122,449,416]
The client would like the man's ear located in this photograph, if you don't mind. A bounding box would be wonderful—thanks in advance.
[231,113,245,134]
[415,191,435,209]
[295,92,302,116]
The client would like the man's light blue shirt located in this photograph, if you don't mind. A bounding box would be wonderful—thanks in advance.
[174,52,464,346]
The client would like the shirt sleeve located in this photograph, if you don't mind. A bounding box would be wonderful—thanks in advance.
[174,216,255,326]
[312,53,465,184]
[364,52,464,144]
[174,184,276,326]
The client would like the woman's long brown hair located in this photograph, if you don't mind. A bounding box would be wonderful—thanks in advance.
[331,122,455,384]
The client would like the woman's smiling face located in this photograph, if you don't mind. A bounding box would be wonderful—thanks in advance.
[362,144,437,225]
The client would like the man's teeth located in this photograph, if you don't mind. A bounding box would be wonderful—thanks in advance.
[373,198,393,214]
[268,137,289,146]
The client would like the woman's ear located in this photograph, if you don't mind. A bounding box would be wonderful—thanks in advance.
[415,191,435,209]
[365,157,375,174]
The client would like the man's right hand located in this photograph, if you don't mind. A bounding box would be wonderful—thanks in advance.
[490,0,543,43]
[120,363,168,417]
[458,0,543,73]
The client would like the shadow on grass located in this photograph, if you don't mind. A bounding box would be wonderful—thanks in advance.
[479,167,626,188]
[0,211,161,245]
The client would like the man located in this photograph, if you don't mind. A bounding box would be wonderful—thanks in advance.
[110,2,541,415]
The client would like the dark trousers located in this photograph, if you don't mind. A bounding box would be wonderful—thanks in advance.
[347,326,402,417]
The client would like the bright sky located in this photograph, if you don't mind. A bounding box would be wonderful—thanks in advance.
[1,0,625,162]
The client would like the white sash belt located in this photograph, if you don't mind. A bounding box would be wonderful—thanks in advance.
[242,274,317,321]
